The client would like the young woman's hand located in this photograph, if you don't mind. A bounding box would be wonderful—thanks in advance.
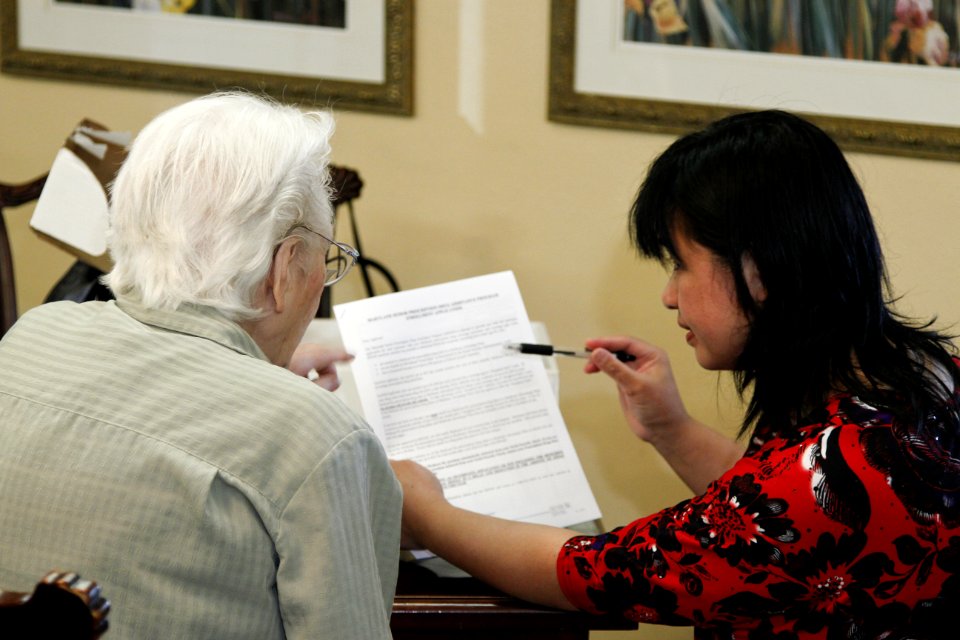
[584,336,690,443]
[585,335,744,494]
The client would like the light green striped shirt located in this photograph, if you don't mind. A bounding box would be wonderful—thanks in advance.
[0,299,401,639]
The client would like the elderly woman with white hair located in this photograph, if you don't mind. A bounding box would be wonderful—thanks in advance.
[0,92,401,639]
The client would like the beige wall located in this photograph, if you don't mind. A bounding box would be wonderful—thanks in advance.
[2,2,958,638]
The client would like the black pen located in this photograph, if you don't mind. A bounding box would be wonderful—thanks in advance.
[504,342,636,363]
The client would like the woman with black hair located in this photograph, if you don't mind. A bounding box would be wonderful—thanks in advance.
[392,109,960,639]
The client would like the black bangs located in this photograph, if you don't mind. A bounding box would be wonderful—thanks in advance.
[629,156,679,264]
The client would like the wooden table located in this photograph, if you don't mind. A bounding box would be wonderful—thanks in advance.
[391,561,637,639]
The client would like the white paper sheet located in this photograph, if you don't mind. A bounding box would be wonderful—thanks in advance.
[334,271,601,527]
[30,148,109,258]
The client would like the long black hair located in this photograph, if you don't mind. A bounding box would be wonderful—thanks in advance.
[630,110,959,441]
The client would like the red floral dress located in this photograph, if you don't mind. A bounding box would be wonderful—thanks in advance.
[557,394,960,639]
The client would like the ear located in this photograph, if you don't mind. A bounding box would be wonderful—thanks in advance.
[742,253,767,304]
[266,238,302,314]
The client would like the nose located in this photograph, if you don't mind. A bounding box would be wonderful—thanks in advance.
[661,272,678,310]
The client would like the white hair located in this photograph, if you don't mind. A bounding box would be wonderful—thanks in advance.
[104,91,335,320]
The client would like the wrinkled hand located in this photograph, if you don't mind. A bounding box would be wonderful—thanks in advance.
[390,459,447,550]
[288,343,354,392]
[583,336,690,443]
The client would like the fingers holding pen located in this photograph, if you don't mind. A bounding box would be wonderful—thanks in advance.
[582,336,658,374]
[583,336,688,442]
[584,336,678,406]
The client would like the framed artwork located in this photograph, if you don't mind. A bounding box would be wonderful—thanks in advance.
[549,0,960,161]
[1,0,413,116]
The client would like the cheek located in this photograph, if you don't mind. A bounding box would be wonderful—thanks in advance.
[695,295,751,364]
[717,314,751,359]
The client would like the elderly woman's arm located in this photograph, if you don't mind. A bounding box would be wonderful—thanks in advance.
[391,459,577,610]
[288,343,354,392]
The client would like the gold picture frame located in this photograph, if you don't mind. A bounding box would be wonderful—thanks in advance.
[1,0,413,116]
[548,0,960,161]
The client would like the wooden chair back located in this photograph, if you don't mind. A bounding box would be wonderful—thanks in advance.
[318,165,400,317]
[0,570,110,639]
[0,174,48,337]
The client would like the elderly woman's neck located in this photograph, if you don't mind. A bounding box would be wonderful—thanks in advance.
[239,316,298,368]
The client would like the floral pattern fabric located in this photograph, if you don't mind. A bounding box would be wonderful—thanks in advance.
[557,394,960,639]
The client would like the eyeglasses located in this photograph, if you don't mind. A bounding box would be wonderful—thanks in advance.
[288,224,359,286]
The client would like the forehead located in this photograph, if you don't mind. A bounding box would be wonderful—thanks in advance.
[670,223,700,256]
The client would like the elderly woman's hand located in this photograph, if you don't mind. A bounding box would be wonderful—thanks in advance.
[288,343,354,392]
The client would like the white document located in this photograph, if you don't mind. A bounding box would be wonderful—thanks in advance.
[30,147,110,258]
[334,271,601,528]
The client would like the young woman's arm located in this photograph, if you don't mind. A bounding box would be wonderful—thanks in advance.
[391,459,577,610]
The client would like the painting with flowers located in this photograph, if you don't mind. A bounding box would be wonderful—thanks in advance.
[623,0,959,69]
[548,0,960,161]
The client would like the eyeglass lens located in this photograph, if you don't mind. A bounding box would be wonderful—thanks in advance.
[324,244,354,285]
